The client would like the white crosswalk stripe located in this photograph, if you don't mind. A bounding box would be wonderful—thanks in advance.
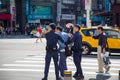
[0,54,120,77]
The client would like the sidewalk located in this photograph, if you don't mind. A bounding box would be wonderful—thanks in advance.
[0,35,31,39]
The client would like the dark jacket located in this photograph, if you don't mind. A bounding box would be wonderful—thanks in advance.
[93,32,107,49]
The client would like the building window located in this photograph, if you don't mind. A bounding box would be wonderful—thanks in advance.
[97,0,104,10]
[0,0,10,13]
[92,0,97,10]
[117,0,120,4]
[62,0,75,4]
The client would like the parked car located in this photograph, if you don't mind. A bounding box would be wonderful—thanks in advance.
[80,27,120,54]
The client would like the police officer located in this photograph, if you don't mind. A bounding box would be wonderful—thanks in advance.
[42,23,64,80]
[71,24,84,79]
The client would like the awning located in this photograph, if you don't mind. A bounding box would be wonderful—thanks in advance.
[0,14,11,20]
[94,11,112,16]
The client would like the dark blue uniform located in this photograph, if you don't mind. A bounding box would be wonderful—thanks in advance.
[72,32,84,78]
[44,30,64,79]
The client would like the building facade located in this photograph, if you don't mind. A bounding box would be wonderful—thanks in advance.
[111,0,120,27]
[60,0,76,26]
[26,0,56,26]
[79,0,111,26]
[0,0,11,28]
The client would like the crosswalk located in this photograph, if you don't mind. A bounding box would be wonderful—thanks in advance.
[0,54,120,79]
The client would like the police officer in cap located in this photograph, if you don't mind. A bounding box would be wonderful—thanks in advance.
[42,23,64,80]
[70,24,84,79]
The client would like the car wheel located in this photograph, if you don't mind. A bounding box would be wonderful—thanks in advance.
[82,44,91,55]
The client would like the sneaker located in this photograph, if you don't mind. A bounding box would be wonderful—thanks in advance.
[105,66,111,73]
[76,76,84,80]
[42,77,47,80]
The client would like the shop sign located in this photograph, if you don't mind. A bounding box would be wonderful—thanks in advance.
[61,14,75,20]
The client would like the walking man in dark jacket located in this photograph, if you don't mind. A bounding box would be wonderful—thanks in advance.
[90,26,111,73]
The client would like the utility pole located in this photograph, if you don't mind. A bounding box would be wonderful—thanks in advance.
[10,0,16,32]
[85,0,91,28]
[56,0,61,26]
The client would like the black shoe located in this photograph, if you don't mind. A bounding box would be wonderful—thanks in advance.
[76,76,84,80]
[42,77,47,80]
[57,77,63,80]
[73,73,78,78]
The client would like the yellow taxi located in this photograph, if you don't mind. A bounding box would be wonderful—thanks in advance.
[80,27,120,54]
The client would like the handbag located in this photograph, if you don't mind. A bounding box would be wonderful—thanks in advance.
[101,52,111,65]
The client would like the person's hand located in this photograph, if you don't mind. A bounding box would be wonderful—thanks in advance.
[67,45,71,51]
[68,47,71,51]
[68,33,73,38]
[103,48,106,54]
[89,31,93,36]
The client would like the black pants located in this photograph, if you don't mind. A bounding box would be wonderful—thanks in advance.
[73,51,84,77]
[44,51,59,78]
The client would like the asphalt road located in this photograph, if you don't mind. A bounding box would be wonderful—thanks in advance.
[0,38,120,80]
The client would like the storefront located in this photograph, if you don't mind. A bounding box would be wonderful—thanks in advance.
[26,2,54,27]
[0,0,11,28]
[60,14,75,27]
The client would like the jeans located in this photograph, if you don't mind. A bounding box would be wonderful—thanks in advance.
[59,51,67,77]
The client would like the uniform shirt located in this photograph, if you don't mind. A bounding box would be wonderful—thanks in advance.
[45,30,64,48]
[72,31,82,49]
[58,32,69,49]
[93,32,107,49]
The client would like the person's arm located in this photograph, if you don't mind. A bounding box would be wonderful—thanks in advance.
[58,35,64,43]
[90,31,99,39]
[102,35,107,53]
[92,35,99,39]
[71,34,76,42]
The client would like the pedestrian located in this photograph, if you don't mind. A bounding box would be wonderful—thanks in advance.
[70,24,84,80]
[36,26,42,43]
[42,23,64,80]
[90,26,111,73]
[1,27,6,37]
[55,26,69,80]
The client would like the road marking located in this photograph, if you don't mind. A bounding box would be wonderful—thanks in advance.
[0,68,118,76]
[16,59,120,67]
[2,64,120,71]
[24,57,120,63]
[15,59,120,64]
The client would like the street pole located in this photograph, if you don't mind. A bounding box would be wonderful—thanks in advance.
[86,9,91,27]
[85,0,91,28]
[10,0,15,33]
[57,0,61,26]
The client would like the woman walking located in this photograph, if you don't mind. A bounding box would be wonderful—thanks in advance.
[36,26,42,43]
